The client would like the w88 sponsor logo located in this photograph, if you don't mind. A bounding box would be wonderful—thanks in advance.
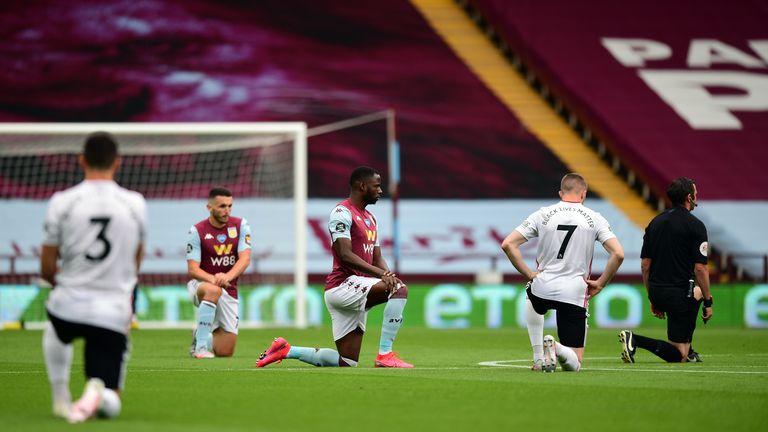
[211,255,236,266]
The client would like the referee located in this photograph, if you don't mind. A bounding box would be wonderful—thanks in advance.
[619,177,713,363]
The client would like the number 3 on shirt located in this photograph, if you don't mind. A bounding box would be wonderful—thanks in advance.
[86,217,112,262]
[556,224,576,259]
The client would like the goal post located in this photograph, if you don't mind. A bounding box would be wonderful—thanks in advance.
[0,122,308,328]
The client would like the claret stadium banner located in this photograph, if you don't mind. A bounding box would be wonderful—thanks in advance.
[473,0,768,200]
[3,284,768,329]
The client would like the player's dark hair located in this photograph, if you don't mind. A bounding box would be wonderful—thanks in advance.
[208,187,233,200]
[349,166,379,187]
[83,131,118,169]
[667,177,696,206]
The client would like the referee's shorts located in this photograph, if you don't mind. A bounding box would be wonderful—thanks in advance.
[648,285,701,343]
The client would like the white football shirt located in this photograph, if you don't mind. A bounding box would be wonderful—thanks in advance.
[43,180,147,334]
[515,201,616,308]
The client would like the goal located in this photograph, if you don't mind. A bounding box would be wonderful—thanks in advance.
[0,122,309,328]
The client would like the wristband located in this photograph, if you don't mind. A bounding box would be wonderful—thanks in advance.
[703,297,713,308]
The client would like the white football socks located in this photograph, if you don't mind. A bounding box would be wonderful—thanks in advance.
[287,346,342,367]
[379,298,407,355]
[195,300,216,352]
[555,342,581,371]
[525,298,544,361]
[43,322,73,410]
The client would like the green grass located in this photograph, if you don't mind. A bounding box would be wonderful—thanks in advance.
[1,327,767,431]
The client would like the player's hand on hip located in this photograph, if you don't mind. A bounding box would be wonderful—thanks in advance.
[586,279,603,298]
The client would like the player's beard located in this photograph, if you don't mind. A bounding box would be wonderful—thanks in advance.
[212,213,229,225]
[365,190,380,205]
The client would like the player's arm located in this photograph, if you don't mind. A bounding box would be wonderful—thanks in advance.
[135,242,144,272]
[641,257,664,318]
[371,245,403,290]
[501,230,536,280]
[640,258,651,292]
[586,238,625,296]
[333,238,390,278]
[692,221,712,321]
[694,263,712,300]
[40,245,59,286]
[185,226,218,285]
[640,226,665,318]
[187,259,216,284]
[41,197,61,286]
[373,245,389,272]
[224,249,251,283]
[695,262,713,322]
[222,218,253,284]
[135,195,148,273]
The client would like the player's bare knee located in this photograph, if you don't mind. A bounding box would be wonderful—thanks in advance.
[198,283,222,303]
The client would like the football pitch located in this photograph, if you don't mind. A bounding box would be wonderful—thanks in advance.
[2,327,767,431]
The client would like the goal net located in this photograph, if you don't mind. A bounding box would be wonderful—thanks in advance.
[0,122,309,329]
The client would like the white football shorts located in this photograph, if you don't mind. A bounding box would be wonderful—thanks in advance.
[324,275,380,341]
[187,279,239,334]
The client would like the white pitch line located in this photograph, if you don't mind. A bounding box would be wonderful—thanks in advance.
[479,359,768,374]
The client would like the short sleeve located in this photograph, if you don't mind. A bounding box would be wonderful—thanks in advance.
[514,210,540,240]
[238,218,252,253]
[595,213,617,244]
[186,226,201,262]
[691,219,708,264]
[42,194,62,246]
[136,194,148,242]
[329,206,353,242]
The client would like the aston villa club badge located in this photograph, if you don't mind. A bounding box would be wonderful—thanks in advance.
[228,227,238,238]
